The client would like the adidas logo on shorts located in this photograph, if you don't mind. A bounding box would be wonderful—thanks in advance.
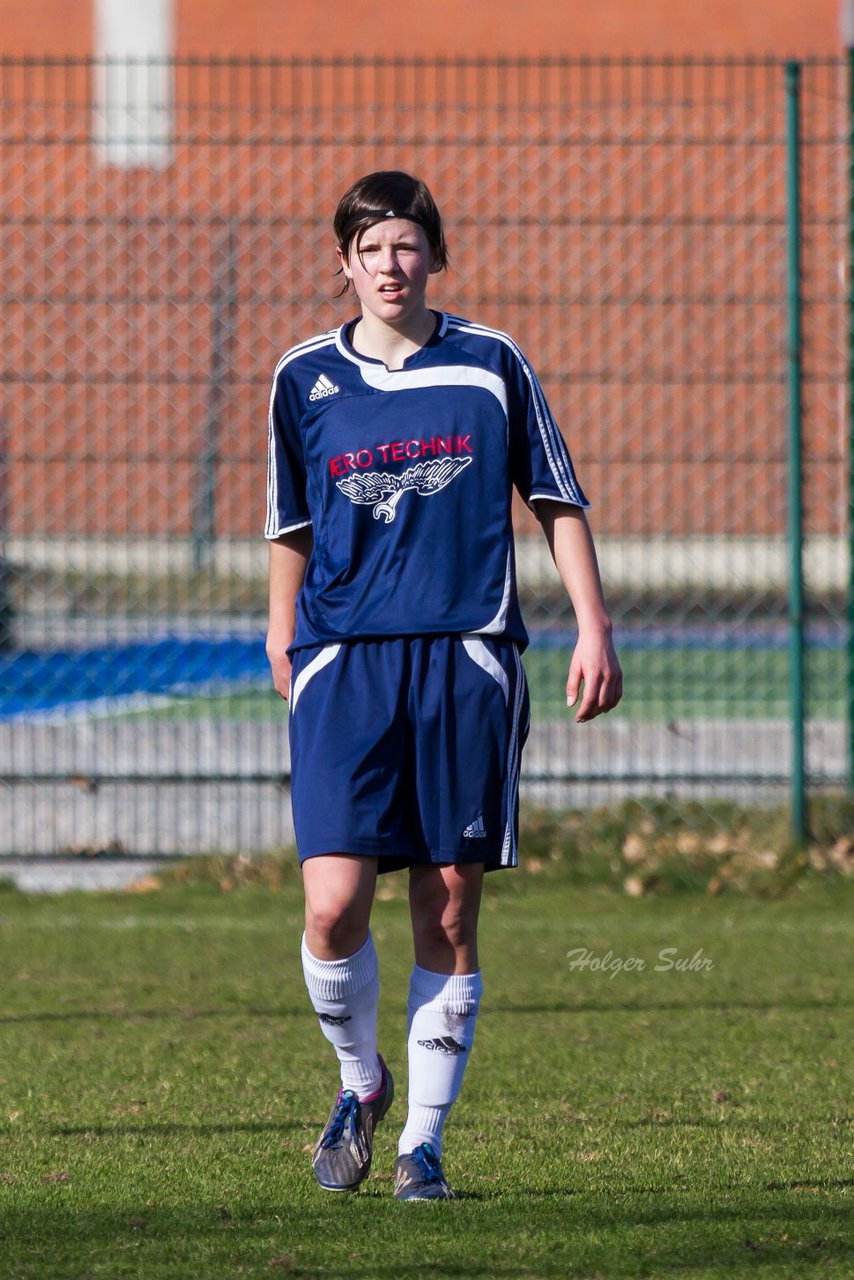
[309,373,340,401]
[462,814,486,839]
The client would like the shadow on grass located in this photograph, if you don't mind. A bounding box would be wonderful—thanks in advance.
[49,1120,307,1137]
[0,1005,309,1025]
[2,994,850,1027]
[0,1193,850,1278]
[486,996,853,1015]
[763,1178,854,1191]
[521,1180,854,1200]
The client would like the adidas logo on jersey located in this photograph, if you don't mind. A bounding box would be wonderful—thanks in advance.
[309,373,340,401]
[462,814,486,839]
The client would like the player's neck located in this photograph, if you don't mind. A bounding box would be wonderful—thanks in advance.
[350,308,437,371]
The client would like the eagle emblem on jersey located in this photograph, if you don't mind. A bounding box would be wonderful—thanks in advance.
[335,455,473,523]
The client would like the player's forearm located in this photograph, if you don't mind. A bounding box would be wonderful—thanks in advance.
[533,502,613,635]
[267,528,313,648]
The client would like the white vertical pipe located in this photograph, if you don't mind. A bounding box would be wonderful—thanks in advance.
[93,0,175,167]
[842,0,854,47]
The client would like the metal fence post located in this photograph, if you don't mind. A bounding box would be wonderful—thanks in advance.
[193,218,238,573]
[785,60,806,841]
[848,47,854,791]
[0,417,12,651]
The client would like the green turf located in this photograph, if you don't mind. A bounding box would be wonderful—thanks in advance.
[107,646,844,723]
[0,872,851,1278]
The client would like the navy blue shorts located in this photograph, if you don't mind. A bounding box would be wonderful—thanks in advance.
[288,635,530,873]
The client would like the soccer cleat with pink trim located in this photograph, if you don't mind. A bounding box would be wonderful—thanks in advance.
[311,1057,394,1192]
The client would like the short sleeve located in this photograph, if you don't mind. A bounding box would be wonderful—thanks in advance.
[506,343,589,509]
[265,365,311,538]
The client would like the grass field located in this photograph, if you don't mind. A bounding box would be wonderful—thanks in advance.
[1,867,851,1279]
[102,646,844,724]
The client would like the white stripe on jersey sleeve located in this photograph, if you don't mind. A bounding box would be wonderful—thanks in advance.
[447,317,587,506]
[268,518,312,537]
[272,329,339,376]
[265,332,337,539]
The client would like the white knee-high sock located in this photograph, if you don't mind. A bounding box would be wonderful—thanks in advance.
[301,932,383,1100]
[398,965,483,1157]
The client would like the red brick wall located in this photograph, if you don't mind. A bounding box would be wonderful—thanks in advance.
[178,0,839,56]
[0,2,90,54]
[0,0,841,56]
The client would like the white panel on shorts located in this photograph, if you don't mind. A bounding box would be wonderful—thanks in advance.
[501,645,526,866]
[460,636,510,705]
[290,644,341,713]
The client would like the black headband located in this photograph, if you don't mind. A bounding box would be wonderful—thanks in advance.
[339,208,430,245]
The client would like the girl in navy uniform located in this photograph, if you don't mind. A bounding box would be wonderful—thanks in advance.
[266,171,622,1199]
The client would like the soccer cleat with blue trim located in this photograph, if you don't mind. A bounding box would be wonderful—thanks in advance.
[311,1057,394,1192]
[393,1142,454,1201]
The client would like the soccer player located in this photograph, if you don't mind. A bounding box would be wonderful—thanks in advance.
[265,171,621,1200]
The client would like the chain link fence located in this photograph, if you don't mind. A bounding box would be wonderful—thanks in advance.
[0,57,850,858]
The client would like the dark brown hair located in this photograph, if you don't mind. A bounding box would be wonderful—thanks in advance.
[333,171,449,294]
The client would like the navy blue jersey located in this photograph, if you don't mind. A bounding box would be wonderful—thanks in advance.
[266,311,588,651]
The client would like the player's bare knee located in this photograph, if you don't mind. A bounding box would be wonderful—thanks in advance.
[414,903,476,957]
[305,899,369,958]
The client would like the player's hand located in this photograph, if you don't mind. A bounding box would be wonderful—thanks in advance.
[266,634,293,701]
[566,629,622,722]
